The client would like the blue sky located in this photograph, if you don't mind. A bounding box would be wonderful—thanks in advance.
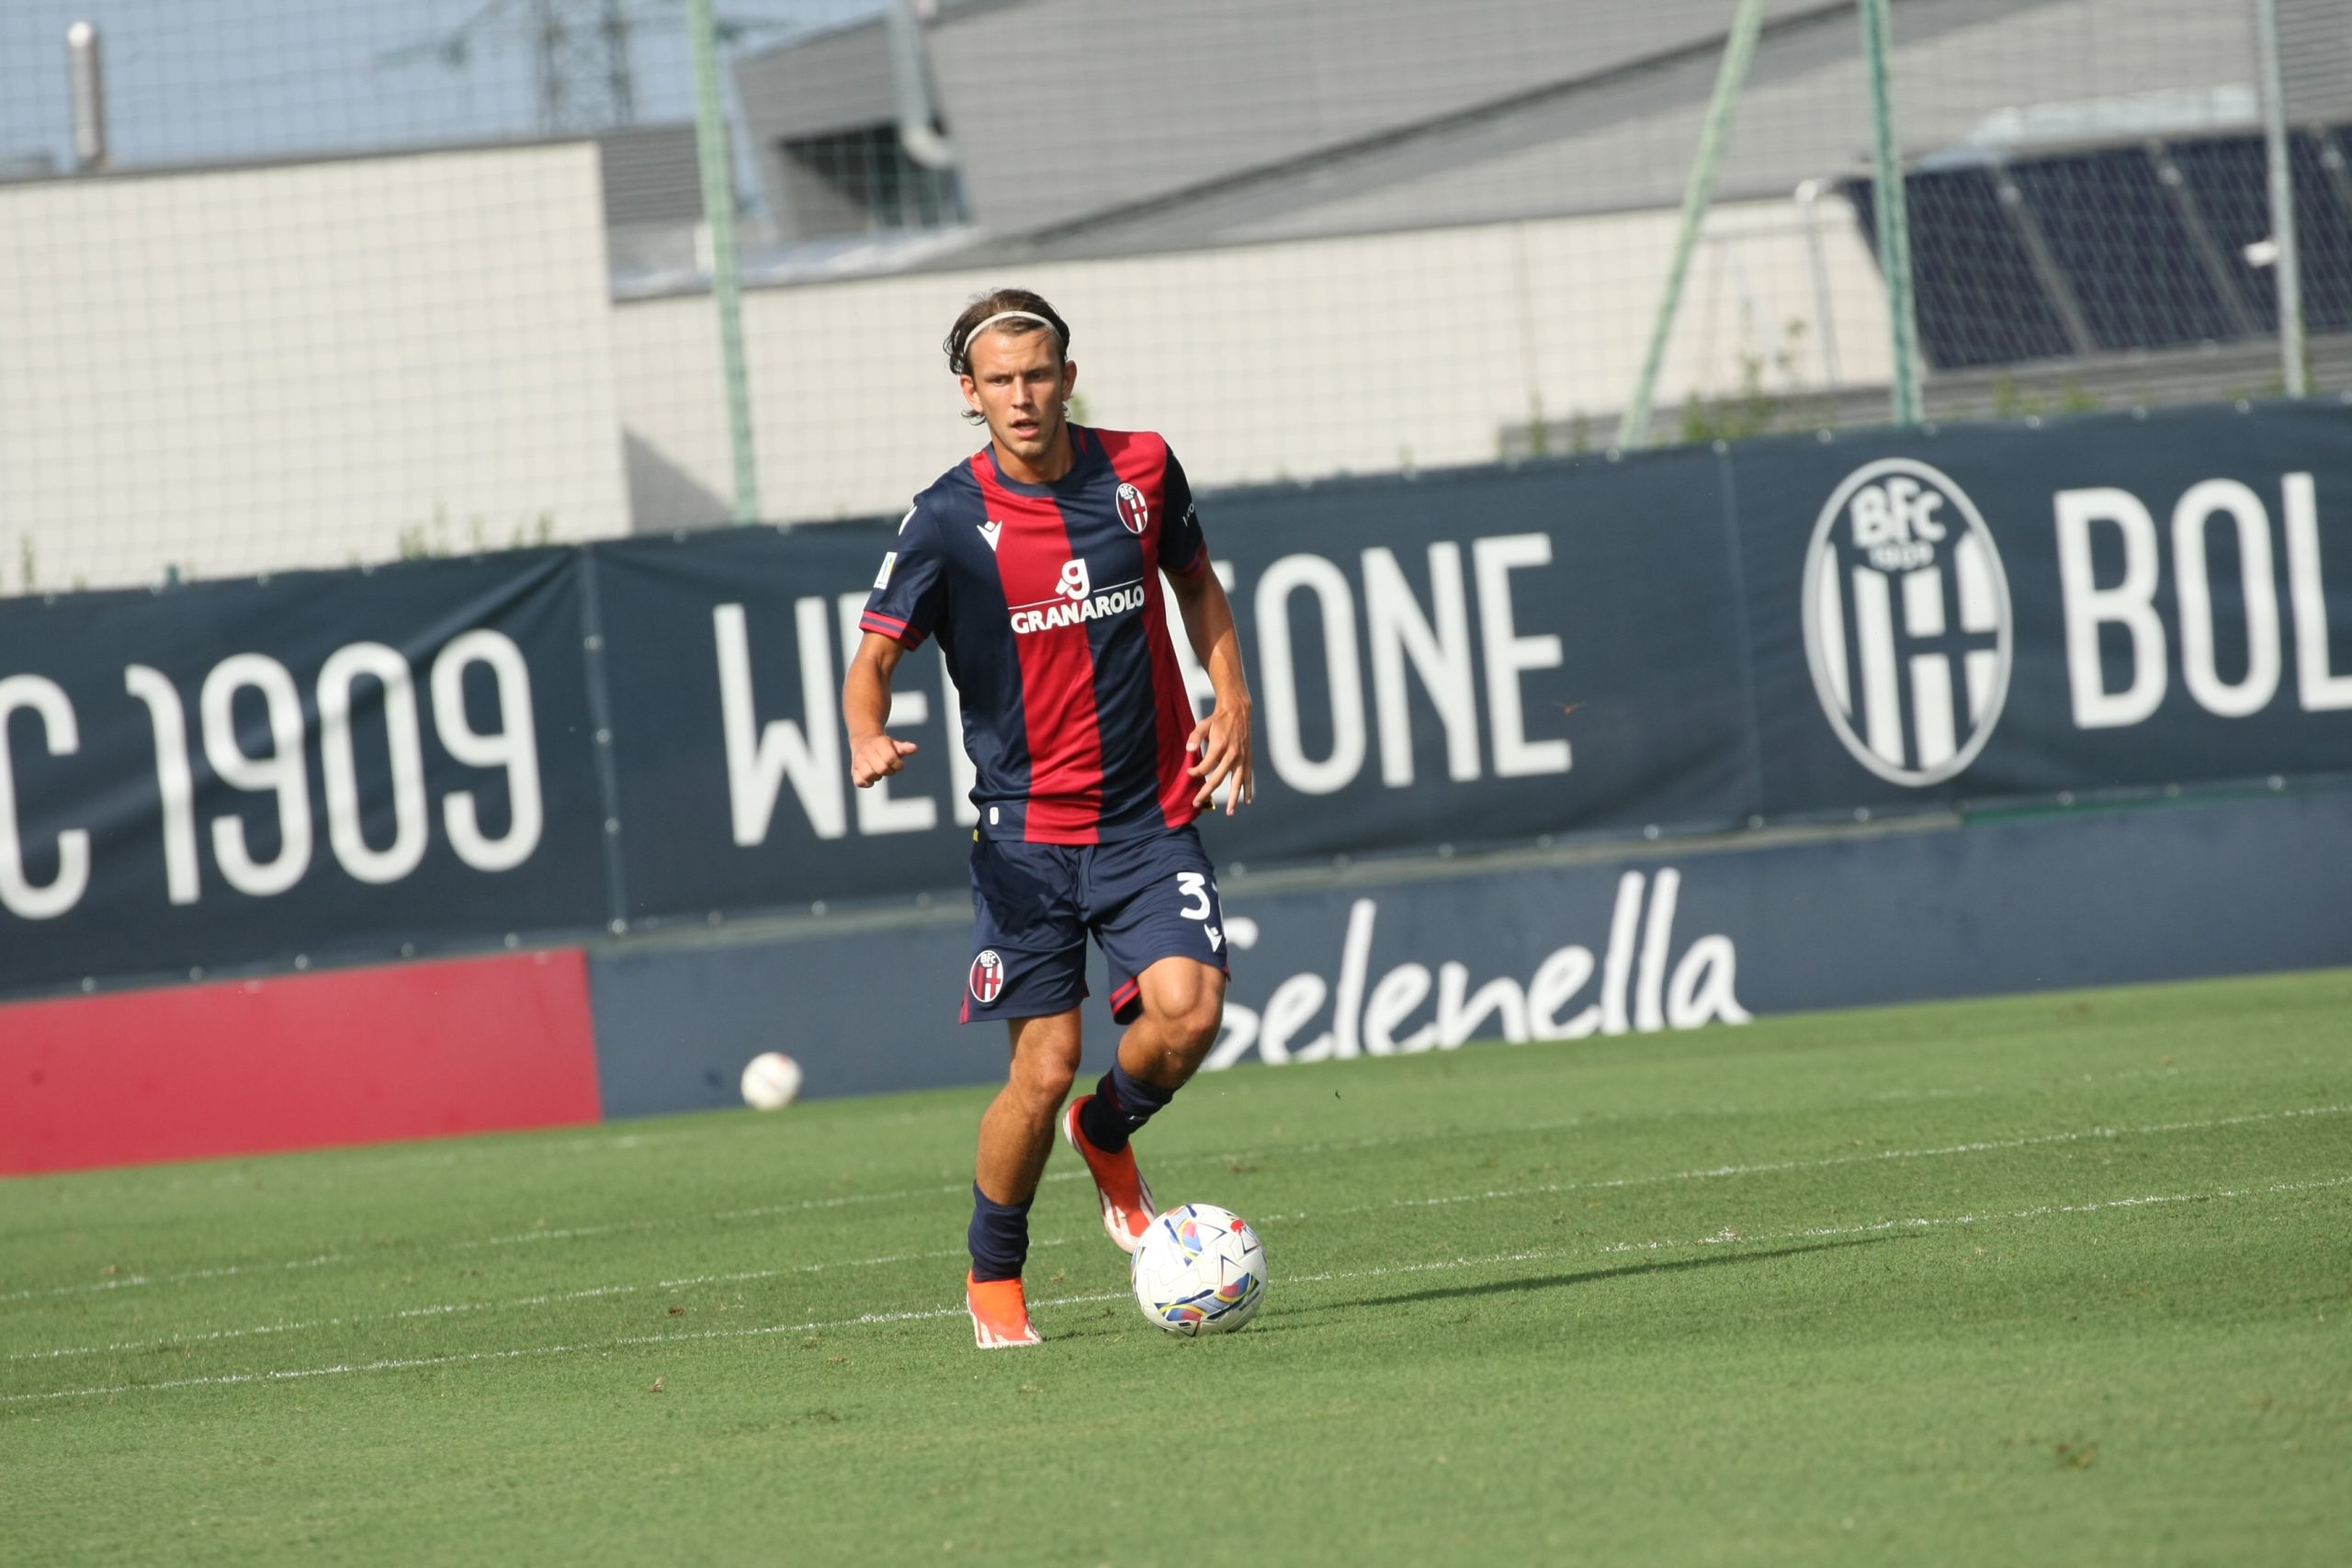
[1,1,881,175]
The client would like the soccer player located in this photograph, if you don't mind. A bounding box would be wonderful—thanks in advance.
[844,288,1255,1348]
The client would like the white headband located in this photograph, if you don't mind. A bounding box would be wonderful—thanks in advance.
[960,310,1057,361]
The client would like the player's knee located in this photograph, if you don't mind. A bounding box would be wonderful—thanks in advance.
[1012,1048,1078,1110]
[1151,971,1226,1059]
[1172,998,1224,1060]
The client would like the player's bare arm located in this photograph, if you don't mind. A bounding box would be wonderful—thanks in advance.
[1168,564,1255,814]
[843,631,919,787]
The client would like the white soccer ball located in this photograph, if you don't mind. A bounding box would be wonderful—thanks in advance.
[739,1051,803,1111]
[1130,1202,1267,1336]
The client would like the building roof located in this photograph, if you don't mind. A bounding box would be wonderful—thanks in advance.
[735,0,2261,262]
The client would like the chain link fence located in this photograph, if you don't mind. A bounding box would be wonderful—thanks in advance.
[1,0,2341,593]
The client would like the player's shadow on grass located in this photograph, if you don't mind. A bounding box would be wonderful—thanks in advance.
[1291,1234,1912,1319]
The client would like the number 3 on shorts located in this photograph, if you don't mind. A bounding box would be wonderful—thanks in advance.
[1175,872,1212,920]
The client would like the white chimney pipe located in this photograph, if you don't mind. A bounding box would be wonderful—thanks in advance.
[68,20,108,173]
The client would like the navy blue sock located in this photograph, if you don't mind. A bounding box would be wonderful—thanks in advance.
[967,1183,1032,1283]
[1078,1062,1176,1155]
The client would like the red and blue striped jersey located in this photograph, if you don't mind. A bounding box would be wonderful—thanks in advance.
[859,426,1211,845]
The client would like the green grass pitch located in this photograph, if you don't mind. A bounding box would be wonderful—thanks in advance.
[4,969,2349,1565]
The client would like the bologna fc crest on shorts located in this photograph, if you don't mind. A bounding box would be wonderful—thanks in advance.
[1114,481,1149,535]
[969,949,1006,1004]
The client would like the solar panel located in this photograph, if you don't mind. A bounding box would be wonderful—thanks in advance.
[2008,147,2238,354]
[1845,169,2075,371]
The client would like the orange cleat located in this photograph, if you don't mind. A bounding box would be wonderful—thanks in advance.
[1062,1096,1157,1255]
[966,1271,1041,1348]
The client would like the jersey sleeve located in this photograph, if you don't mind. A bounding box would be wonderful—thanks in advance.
[1159,449,1209,579]
[858,505,947,648]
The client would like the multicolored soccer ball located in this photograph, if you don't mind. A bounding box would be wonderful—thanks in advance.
[1130,1202,1267,1336]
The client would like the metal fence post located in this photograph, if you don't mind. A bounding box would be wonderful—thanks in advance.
[1616,0,1767,450]
[689,0,762,522]
[1860,0,1921,425]
[2254,0,2309,398]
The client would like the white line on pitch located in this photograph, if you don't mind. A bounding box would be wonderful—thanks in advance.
[1588,1173,2352,1258]
[3,1243,1043,1365]
[442,1120,1584,1247]
[0,1114,1586,1280]
[0,1253,343,1306]
[8,1101,2341,1313]
[453,1184,959,1248]
[1244,1103,2352,1225]
[295,1100,2352,1252]
[400,1116,1600,1247]
[652,1238,1063,1292]
[10,1173,2345,1406]
[5,1132,695,1212]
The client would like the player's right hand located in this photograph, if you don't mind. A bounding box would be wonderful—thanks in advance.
[851,734,919,787]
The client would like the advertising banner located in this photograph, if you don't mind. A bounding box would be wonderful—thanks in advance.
[5,404,2349,998]
[0,551,607,994]
[584,788,2352,1115]
[1730,402,2352,816]
[592,448,1752,925]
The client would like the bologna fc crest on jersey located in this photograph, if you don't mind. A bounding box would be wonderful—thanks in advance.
[969,949,1006,1004]
[1114,481,1149,535]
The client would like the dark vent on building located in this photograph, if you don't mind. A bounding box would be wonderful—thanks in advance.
[597,123,705,228]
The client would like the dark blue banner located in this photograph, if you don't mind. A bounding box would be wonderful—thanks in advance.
[591,448,1752,926]
[0,552,606,994]
[1728,402,2352,818]
[584,787,2352,1111]
[5,402,2350,998]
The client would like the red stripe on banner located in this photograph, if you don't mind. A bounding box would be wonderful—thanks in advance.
[1100,432,1204,830]
[0,951,602,1176]
[975,453,1104,843]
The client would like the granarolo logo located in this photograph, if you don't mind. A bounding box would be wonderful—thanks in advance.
[968,949,1005,1004]
[1802,458,2014,786]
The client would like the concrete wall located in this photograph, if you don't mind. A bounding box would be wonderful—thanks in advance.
[0,143,629,592]
[616,194,1894,528]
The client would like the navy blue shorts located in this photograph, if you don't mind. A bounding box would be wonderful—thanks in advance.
[961,825,1230,1026]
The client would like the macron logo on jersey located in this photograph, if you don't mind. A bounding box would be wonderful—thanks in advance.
[978,520,1003,552]
[1009,558,1146,636]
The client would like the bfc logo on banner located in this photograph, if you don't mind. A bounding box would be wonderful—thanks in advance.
[1803,458,2015,786]
[969,949,1005,1004]
[1796,463,2022,784]
[1114,481,1150,535]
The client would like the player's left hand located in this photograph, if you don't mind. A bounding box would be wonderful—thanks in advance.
[1186,699,1254,815]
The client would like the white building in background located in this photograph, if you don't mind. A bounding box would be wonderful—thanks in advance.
[0,142,629,593]
[611,198,1892,534]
